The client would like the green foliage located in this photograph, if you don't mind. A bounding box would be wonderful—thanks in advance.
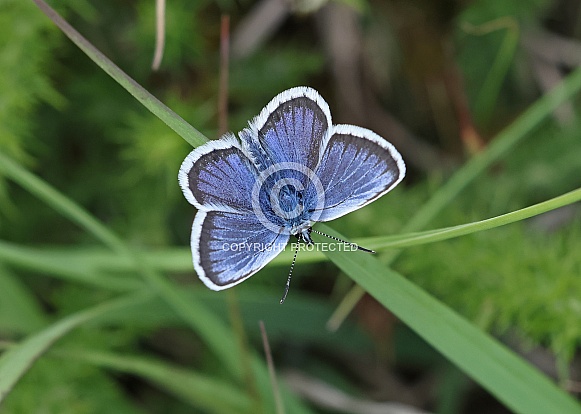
[0,0,63,210]
[114,97,208,245]
[455,0,550,125]
[0,265,46,335]
[2,357,144,414]
[396,120,581,376]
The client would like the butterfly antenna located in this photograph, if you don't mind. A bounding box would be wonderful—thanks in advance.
[280,247,299,304]
[311,229,375,254]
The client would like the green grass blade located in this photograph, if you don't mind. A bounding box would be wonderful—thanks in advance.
[0,292,153,405]
[3,182,578,286]
[32,0,207,148]
[0,153,247,379]
[404,64,581,236]
[0,241,143,291]
[316,224,581,414]
[0,239,321,283]
[0,264,47,334]
[361,186,581,250]
[0,155,314,411]
[59,349,253,413]
[0,153,127,256]
[4,181,576,284]
[328,63,581,326]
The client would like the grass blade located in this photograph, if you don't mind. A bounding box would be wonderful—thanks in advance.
[0,153,314,412]
[32,0,207,148]
[328,64,581,327]
[0,154,243,378]
[316,224,581,414]
[0,292,153,405]
[2,179,578,287]
[0,241,143,291]
[4,183,578,286]
[360,186,581,250]
[59,349,252,413]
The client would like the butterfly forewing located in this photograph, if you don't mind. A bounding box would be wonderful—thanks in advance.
[311,125,405,223]
[179,135,257,212]
[242,87,332,174]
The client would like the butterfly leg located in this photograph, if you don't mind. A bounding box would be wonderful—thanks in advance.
[299,228,314,245]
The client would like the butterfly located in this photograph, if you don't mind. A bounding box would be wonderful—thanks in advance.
[178,87,405,302]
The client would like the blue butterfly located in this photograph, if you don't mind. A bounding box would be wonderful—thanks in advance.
[179,87,405,302]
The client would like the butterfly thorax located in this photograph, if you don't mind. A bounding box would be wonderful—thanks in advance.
[261,175,317,236]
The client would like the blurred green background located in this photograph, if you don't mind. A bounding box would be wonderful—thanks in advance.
[1,0,581,412]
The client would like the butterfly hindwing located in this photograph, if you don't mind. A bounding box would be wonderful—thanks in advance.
[192,210,290,290]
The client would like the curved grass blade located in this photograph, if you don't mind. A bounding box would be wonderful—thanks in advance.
[32,0,207,148]
[315,224,581,414]
[57,349,252,413]
[329,63,581,327]
[0,154,314,412]
[3,179,579,283]
[0,241,144,292]
[0,153,244,377]
[360,186,581,250]
[0,292,153,405]
[5,182,578,283]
